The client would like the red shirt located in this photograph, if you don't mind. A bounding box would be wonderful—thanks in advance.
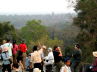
[12,44,18,55]
[19,43,27,53]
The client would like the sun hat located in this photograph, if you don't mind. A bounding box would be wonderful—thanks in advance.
[33,68,41,72]
[48,47,52,51]
[42,45,46,49]
[93,51,97,57]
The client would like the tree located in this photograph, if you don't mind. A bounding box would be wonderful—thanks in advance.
[73,0,97,62]
[0,21,18,44]
[20,20,48,43]
[20,20,63,52]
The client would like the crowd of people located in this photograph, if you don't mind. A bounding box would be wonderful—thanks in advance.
[0,39,97,72]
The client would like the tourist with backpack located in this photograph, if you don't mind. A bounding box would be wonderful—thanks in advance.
[1,46,11,72]
[71,44,82,72]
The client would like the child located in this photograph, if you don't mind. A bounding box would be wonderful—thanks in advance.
[26,54,31,71]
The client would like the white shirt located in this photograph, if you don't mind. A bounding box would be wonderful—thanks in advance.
[60,65,71,72]
[44,52,54,65]
[3,43,13,57]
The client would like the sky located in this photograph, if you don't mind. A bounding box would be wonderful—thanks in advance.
[0,0,75,15]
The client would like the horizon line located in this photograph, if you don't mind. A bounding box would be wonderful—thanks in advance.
[0,12,76,16]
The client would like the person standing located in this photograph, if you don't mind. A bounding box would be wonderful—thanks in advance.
[1,47,11,72]
[5,39,13,57]
[44,48,54,72]
[38,45,47,72]
[0,40,7,63]
[12,40,18,64]
[53,46,63,72]
[30,45,42,70]
[19,40,27,69]
[71,44,82,72]
[2,39,13,69]
[17,51,24,71]
[91,51,97,72]
[60,57,71,72]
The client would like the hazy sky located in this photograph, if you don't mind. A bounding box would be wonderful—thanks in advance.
[0,0,75,15]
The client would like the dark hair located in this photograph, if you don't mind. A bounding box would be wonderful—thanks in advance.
[13,63,19,68]
[53,45,58,50]
[75,44,80,49]
[18,51,23,56]
[33,45,38,52]
[64,57,70,62]
[6,39,10,42]
[13,40,16,44]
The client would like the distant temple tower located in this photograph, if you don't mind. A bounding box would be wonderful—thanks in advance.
[51,12,55,16]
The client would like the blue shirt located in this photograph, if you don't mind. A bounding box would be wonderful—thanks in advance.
[1,52,10,65]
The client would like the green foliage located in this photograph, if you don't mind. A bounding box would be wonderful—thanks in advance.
[0,21,19,44]
[74,0,97,62]
[20,20,63,52]
[20,20,47,43]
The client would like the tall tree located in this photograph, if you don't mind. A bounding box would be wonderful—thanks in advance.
[73,0,97,62]
[20,20,63,52]
[0,21,18,43]
[20,20,48,43]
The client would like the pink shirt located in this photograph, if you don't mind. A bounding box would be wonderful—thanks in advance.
[92,58,97,71]
[12,44,18,55]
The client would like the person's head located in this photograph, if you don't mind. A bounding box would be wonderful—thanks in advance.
[48,48,52,52]
[75,44,80,49]
[57,46,61,51]
[53,45,58,51]
[64,57,71,66]
[93,51,97,58]
[13,40,16,44]
[2,40,6,44]
[33,45,38,52]
[6,39,10,43]
[42,45,46,49]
